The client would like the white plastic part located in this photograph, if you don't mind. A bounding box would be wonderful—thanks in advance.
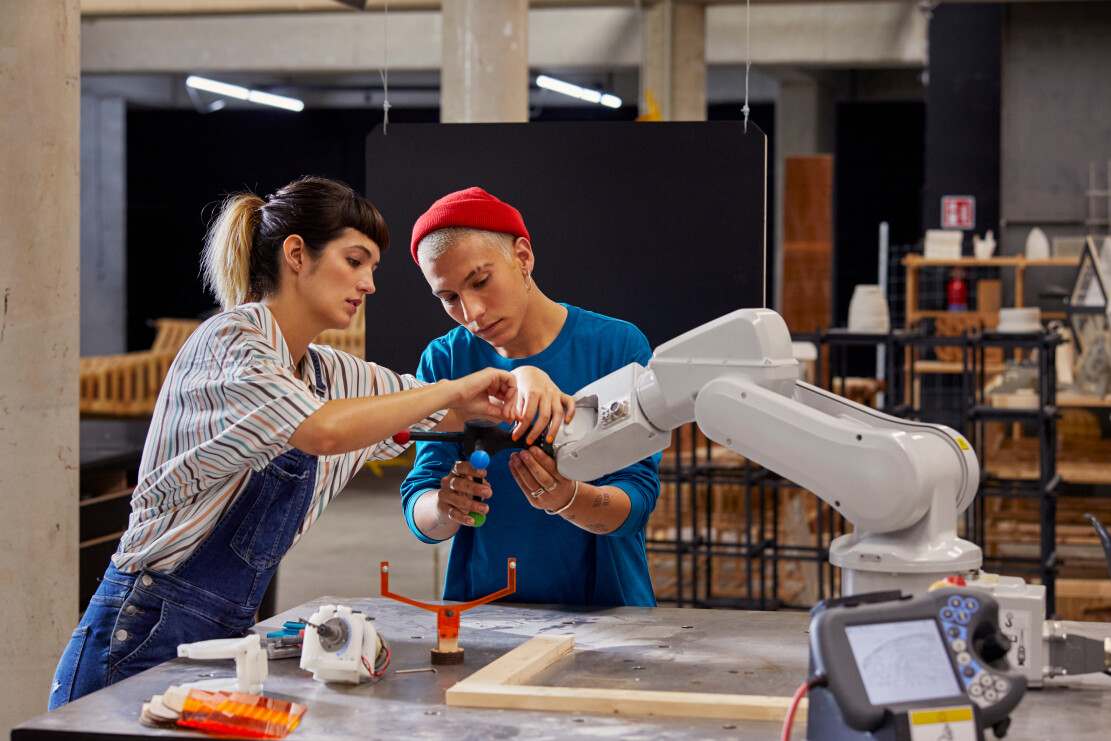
[964,572,1047,687]
[300,604,380,684]
[554,363,668,482]
[176,633,267,694]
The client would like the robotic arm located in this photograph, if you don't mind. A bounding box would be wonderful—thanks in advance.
[554,308,1111,686]
[553,308,982,594]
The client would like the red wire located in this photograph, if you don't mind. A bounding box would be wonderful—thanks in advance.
[361,647,392,678]
[373,647,391,676]
[781,680,812,741]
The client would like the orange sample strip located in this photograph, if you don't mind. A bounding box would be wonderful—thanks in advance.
[177,689,307,739]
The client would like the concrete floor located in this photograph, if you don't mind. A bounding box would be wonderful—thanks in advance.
[274,467,449,615]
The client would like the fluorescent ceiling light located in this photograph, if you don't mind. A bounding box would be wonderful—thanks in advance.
[246,90,305,112]
[536,75,622,109]
[186,75,304,112]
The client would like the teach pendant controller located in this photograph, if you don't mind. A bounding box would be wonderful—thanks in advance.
[808,588,1026,741]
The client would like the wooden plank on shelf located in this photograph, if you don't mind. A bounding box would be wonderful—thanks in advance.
[1051,579,1111,621]
[987,437,1111,484]
[914,360,1007,374]
[80,531,125,548]
[1057,391,1111,408]
[904,255,1023,267]
[903,255,1077,268]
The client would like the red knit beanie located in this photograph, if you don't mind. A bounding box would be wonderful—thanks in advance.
[410,187,530,263]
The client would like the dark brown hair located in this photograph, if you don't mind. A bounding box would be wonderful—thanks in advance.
[202,176,389,310]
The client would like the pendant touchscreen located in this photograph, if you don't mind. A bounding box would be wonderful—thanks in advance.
[808,588,1027,738]
[846,618,963,706]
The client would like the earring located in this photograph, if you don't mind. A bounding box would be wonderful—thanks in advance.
[525,271,532,292]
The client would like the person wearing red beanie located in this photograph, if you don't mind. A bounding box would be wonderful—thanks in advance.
[400,187,661,608]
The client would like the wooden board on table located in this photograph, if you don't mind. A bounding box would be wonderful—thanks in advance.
[445,635,805,722]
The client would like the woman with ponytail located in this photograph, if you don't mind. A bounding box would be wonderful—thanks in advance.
[49,176,572,708]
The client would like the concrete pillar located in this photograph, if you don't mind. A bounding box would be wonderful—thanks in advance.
[642,0,706,121]
[81,95,127,355]
[773,72,836,310]
[0,0,81,732]
[441,0,528,123]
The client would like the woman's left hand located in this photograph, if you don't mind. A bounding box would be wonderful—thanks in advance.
[508,446,577,513]
[508,366,575,444]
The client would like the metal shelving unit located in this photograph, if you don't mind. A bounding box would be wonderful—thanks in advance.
[967,329,1064,616]
[650,426,846,610]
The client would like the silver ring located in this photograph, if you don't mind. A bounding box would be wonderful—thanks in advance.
[448,476,458,492]
[529,488,544,498]
[543,481,559,492]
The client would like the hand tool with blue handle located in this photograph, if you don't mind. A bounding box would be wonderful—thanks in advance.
[393,419,553,526]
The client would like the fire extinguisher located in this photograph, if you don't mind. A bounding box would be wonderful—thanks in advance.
[947,268,968,312]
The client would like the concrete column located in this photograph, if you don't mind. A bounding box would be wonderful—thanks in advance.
[773,72,836,310]
[81,95,127,355]
[642,0,706,121]
[0,0,81,732]
[441,0,528,123]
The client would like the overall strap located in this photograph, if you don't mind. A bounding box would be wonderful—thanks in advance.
[306,347,326,400]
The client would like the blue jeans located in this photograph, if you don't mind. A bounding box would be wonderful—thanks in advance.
[50,351,324,709]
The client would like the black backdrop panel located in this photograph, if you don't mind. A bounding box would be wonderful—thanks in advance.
[364,121,766,372]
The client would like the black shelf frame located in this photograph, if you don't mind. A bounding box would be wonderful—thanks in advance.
[966,329,1064,616]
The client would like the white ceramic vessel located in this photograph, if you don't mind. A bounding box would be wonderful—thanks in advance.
[973,230,996,260]
[847,285,890,333]
[1024,227,1050,259]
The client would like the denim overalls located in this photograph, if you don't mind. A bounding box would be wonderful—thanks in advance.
[50,349,326,709]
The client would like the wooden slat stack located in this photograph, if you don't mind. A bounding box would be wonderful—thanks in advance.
[314,301,366,359]
[79,318,201,417]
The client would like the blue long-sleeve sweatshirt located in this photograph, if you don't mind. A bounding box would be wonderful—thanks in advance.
[400,304,661,607]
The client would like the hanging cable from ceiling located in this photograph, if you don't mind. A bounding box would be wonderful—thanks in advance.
[380,0,392,134]
[742,0,751,133]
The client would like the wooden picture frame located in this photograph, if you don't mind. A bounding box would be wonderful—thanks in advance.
[445,635,805,723]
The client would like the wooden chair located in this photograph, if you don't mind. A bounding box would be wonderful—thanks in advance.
[79,318,201,417]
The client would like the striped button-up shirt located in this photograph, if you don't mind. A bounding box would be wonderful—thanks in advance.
[113,303,442,573]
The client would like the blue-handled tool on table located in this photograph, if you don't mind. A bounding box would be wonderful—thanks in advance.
[263,620,307,660]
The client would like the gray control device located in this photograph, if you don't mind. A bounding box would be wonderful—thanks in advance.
[807,588,1027,740]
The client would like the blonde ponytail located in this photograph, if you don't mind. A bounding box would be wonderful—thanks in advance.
[202,194,265,311]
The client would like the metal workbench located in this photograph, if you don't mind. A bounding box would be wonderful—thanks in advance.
[14,597,1111,740]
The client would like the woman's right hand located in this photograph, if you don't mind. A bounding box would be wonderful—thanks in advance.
[443,367,516,421]
[435,460,490,528]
